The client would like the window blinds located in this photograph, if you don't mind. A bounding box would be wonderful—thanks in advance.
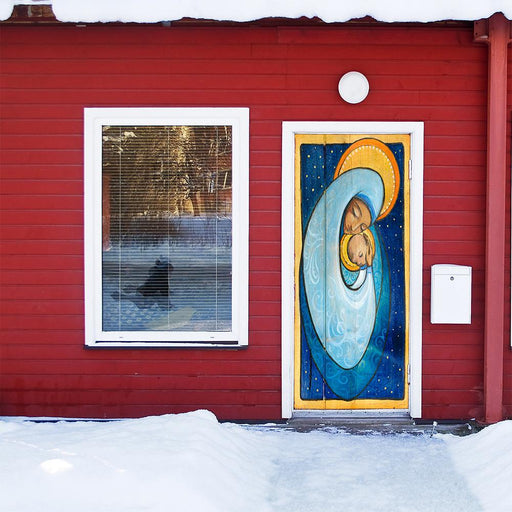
[101,125,233,334]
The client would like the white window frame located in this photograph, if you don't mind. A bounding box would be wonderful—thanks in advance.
[281,121,424,418]
[84,107,249,348]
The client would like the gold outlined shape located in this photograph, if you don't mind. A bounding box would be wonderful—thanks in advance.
[334,138,400,221]
[340,230,375,272]
[293,133,411,411]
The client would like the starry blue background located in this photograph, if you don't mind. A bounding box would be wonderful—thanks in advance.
[299,142,406,401]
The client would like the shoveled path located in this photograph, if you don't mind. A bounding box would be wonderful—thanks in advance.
[248,420,481,512]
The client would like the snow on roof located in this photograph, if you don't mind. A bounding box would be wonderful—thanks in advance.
[1,0,511,23]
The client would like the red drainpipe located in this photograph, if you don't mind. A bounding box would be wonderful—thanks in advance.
[474,13,512,424]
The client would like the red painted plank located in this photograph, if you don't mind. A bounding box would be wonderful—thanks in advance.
[276,25,476,46]
[0,330,84,344]
[422,344,483,360]
[0,120,83,136]
[423,226,484,241]
[0,24,470,48]
[0,300,84,316]
[0,210,83,225]
[1,314,84,330]
[0,57,288,77]
[0,284,84,300]
[423,241,485,256]
[249,316,281,331]
[0,359,282,376]
[1,42,254,60]
[421,404,484,420]
[426,135,487,151]
[0,225,83,240]
[249,211,281,225]
[424,196,486,211]
[426,120,487,136]
[423,181,484,197]
[249,286,280,301]
[0,389,282,406]
[248,197,281,211]
[0,149,81,165]
[423,375,483,390]
[423,389,483,407]
[249,242,280,257]
[0,374,282,392]
[0,105,83,120]
[0,135,82,151]
[0,270,83,285]
[424,210,485,226]
[422,331,484,346]
[1,240,83,255]
[425,166,485,182]
[250,181,281,196]
[424,150,487,167]
[249,301,281,316]
[423,359,483,375]
[0,198,82,212]
[1,180,82,195]
[1,73,287,91]
[3,25,280,46]
[250,226,281,241]
[0,255,83,270]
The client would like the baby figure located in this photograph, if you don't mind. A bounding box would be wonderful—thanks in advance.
[346,231,374,269]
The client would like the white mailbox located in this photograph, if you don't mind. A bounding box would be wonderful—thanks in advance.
[431,264,472,324]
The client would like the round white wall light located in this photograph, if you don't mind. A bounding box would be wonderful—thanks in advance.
[338,71,370,104]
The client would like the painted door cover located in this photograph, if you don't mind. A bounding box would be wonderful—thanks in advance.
[295,134,410,410]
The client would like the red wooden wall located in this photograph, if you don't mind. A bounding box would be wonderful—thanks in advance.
[503,43,512,419]
[0,21,510,421]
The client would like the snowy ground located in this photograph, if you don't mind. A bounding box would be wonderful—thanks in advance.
[0,411,510,512]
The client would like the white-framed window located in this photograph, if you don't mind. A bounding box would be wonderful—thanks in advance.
[84,108,249,347]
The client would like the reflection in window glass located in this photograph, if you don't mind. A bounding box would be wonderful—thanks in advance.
[101,125,232,332]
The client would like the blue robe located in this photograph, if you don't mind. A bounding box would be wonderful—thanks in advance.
[301,168,391,400]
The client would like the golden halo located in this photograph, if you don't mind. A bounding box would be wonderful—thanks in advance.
[334,138,400,221]
[340,234,359,272]
[340,230,376,272]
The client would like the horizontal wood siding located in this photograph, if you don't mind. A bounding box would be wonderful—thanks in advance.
[0,22,494,420]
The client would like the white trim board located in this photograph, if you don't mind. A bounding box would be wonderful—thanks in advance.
[84,107,249,348]
[281,121,424,419]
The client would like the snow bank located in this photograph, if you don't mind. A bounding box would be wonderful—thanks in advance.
[1,0,511,23]
[1,410,510,512]
[0,410,275,512]
[445,420,512,512]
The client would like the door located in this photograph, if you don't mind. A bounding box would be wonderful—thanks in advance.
[294,133,411,411]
